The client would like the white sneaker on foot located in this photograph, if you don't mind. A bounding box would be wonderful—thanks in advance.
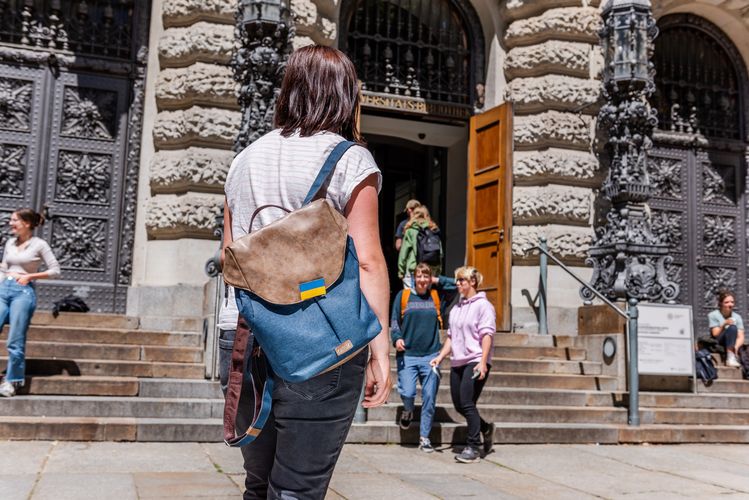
[727,352,741,368]
[0,381,16,397]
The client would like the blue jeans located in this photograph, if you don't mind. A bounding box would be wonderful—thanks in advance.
[0,277,37,384]
[396,353,440,438]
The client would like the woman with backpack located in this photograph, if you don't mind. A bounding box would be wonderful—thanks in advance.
[397,205,442,289]
[223,45,391,498]
[0,208,60,398]
[431,266,496,464]
[391,262,456,453]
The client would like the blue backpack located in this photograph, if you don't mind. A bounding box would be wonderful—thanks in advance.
[695,348,718,384]
[222,141,381,447]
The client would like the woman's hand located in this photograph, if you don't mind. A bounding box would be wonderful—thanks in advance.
[9,272,30,286]
[395,339,406,352]
[362,354,391,408]
[475,361,488,381]
[429,356,441,368]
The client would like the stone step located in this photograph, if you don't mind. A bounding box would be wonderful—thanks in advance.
[638,391,749,410]
[716,366,745,380]
[387,386,616,406]
[369,403,627,424]
[347,422,749,445]
[1,326,202,347]
[19,376,140,396]
[138,379,223,399]
[698,379,749,394]
[642,407,749,426]
[490,345,587,360]
[23,341,203,363]
[493,334,575,348]
[395,358,602,375]
[0,395,223,419]
[31,311,139,329]
[0,416,222,442]
[1,358,204,379]
[389,370,616,390]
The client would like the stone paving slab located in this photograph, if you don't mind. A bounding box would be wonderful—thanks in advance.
[2,442,749,499]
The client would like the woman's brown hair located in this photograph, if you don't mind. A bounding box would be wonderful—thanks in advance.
[718,289,735,306]
[14,208,45,229]
[274,45,363,143]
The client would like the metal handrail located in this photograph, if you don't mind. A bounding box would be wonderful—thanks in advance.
[525,237,640,426]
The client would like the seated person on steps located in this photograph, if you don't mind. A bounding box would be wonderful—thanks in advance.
[706,289,745,368]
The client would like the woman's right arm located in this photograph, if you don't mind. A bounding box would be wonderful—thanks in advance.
[345,173,391,408]
[431,337,451,367]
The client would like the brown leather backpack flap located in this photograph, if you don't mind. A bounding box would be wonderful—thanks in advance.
[223,200,349,305]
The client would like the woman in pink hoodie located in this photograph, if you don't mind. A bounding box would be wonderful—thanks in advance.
[431,266,495,463]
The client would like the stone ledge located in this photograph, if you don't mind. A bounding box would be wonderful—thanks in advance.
[505,7,601,48]
[292,0,336,45]
[514,149,601,186]
[513,224,594,264]
[514,185,592,226]
[153,107,240,150]
[504,0,601,22]
[146,193,224,240]
[156,63,237,111]
[158,23,233,68]
[505,41,593,80]
[162,0,235,28]
[507,75,600,115]
[514,111,592,151]
[150,148,235,194]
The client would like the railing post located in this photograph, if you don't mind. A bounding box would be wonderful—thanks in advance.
[538,237,548,335]
[627,298,640,426]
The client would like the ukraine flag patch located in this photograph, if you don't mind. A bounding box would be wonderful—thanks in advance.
[299,278,326,301]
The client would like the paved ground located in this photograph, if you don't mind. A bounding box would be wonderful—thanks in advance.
[1,441,748,499]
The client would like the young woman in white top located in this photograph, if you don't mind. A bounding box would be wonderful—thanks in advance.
[0,208,60,397]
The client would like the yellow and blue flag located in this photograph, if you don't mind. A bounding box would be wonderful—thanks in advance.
[299,278,326,301]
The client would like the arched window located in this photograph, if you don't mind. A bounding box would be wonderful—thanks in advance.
[653,18,744,140]
[341,0,484,110]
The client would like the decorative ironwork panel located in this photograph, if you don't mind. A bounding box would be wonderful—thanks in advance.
[0,143,26,196]
[648,157,682,199]
[653,23,741,139]
[650,209,683,248]
[50,215,107,270]
[702,162,737,204]
[0,77,33,131]
[54,150,112,203]
[702,266,737,309]
[0,210,11,251]
[61,86,117,140]
[342,0,484,109]
[0,0,134,60]
[703,214,736,256]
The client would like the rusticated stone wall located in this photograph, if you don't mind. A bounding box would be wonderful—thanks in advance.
[145,0,334,239]
[503,0,603,265]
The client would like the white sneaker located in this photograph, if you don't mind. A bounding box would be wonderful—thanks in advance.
[727,352,741,368]
[0,381,15,397]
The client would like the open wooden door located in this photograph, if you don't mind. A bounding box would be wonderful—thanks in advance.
[466,103,513,331]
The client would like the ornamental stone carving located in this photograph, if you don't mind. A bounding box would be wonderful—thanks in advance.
[146,193,224,239]
[153,107,240,150]
[0,77,33,131]
[158,23,234,68]
[514,150,600,185]
[513,225,594,262]
[507,75,600,114]
[703,215,736,256]
[61,87,116,140]
[292,0,336,45]
[162,0,235,28]
[150,148,234,193]
[505,41,592,80]
[514,111,592,151]
[513,186,591,225]
[505,7,601,48]
[504,0,602,21]
[156,63,237,110]
[51,216,108,270]
[55,151,112,204]
[0,143,26,197]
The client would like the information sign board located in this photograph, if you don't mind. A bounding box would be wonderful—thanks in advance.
[637,304,694,376]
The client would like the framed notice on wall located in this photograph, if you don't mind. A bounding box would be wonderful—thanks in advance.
[637,304,694,376]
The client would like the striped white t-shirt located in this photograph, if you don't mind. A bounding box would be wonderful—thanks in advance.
[224,129,382,241]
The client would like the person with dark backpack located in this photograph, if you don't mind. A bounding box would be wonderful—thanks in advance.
[398,205,442,289]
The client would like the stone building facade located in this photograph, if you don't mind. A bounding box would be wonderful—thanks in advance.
[2,0,748,334]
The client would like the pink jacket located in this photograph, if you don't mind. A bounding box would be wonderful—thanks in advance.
[447,292,496,367]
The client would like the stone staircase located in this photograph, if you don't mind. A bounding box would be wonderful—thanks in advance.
[2,312,749,444]
[0,312,223,441]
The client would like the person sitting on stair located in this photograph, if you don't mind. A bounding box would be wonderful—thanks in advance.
[707,290,745,368]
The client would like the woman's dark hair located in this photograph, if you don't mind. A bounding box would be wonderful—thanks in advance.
[718,289,735,306]
[274,45,363,143]
[14,208,45,229]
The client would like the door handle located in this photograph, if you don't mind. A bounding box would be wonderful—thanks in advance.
[490,229,505,242]
[42,203,56,221]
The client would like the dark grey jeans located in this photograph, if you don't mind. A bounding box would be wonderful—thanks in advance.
[219,329,366,499]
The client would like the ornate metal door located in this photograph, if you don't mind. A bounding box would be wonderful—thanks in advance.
[0,1,149,312]
[649,15,749,334]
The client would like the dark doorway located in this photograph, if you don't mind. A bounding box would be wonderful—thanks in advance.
[364,134,447,298]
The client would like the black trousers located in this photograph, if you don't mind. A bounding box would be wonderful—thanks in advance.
[220,335,366,500]
[718,324,739,351]
[450,362,491,449]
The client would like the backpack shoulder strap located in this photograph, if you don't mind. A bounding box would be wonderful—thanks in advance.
[430,289,443,329]
[400,289,411,322]
[303,141,357,205]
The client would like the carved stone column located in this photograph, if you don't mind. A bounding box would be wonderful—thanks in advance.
[583,0,679,303]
